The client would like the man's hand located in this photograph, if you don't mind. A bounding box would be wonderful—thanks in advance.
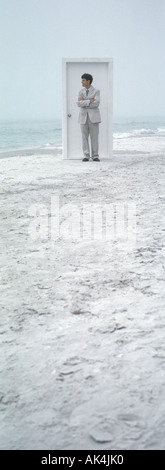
[78,98,95,102]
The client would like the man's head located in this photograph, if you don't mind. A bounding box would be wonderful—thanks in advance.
[81,73,93,88]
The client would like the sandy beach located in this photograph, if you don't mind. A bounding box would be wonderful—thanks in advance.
[0,148,165,450]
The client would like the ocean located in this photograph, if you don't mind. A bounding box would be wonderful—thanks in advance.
[0,117,165,156]
[0,119,62,154]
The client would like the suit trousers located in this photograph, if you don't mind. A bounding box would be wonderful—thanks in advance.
[80,114,99,159]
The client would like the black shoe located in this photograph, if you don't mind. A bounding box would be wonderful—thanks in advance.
[93,157,100,161]
[82,157,89,161]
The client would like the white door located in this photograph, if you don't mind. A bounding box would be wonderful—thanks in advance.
[62,59,113,159]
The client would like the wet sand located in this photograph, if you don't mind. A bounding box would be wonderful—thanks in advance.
[0,151,165,449]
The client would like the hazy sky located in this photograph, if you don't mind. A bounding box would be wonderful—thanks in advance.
[0,0,165,120]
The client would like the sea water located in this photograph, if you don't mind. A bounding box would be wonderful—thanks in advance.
[0,117,165,156]
[0,119,62,153]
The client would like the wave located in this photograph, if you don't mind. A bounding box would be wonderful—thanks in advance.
[114,127,165,139]
[41,142,62,150]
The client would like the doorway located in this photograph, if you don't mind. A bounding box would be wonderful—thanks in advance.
[62,58,113,159]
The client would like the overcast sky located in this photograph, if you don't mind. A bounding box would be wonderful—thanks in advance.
[0,0,165,120]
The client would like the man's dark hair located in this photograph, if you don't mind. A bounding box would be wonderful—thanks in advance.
[81,73,93,84]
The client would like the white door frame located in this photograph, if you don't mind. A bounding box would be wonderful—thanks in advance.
[62,58,113,159]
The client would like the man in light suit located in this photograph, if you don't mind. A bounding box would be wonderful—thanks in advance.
[77,73,101,161]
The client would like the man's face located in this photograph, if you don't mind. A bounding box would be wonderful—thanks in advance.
[81,78,91,88]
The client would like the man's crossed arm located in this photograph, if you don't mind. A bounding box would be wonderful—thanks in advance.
[78,97,94,103]
[77,90,100,108]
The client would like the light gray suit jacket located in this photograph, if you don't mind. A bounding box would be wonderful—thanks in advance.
[77,86,101,124]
